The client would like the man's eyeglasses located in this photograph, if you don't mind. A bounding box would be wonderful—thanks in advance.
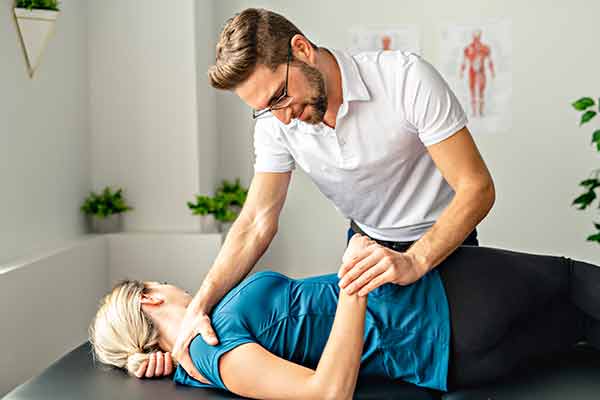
[252,45,294,119]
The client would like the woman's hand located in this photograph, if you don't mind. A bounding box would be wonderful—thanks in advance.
[338,236,428,296]
[134,351,173,378]
[133,309,215,384]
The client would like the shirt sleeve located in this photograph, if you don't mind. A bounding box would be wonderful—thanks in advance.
[253,118,296,173]
[404,57,468,147]
[186,312,256,391]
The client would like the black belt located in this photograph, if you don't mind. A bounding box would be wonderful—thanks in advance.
[350,220,478,251]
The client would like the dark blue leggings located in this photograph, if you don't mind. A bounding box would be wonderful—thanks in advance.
[346,226,600,389]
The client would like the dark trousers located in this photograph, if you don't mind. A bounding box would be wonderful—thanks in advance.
[346,223,600,389]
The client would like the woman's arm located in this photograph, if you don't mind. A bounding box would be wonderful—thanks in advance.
[218,292,366,400]
[218,236,372,400]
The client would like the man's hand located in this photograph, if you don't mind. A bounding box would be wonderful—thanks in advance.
[338,238,428,296]
[134,310,217,383]
[170,310,218,384]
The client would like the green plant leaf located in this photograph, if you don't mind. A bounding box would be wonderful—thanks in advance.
[586,233,600,242]
[594,223,600,230]
[572,97,595,111]
[580,178,600,190]
[581,110,597,125]
[572,190,596,210]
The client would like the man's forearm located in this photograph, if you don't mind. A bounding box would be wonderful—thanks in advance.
[192,213,276,313]
[407,182,495,273]
[312,290,367,400]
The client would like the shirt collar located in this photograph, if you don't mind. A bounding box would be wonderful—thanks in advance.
[328,48,371,103]
[282,48,371,134]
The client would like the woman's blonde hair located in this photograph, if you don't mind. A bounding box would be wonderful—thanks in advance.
[89,280,174,376]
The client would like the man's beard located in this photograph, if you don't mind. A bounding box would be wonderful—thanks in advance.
[297,62,327,124]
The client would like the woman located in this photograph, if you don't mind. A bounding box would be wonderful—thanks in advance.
[89,234,600,399]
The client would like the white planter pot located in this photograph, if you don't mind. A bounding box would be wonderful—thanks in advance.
[199,214,220,233]
[220,221,234,238]
[14,8,59,77]
[91,214,123,234]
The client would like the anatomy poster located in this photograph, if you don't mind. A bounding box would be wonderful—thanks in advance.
[439,19,512,134]
[349,25,420,55]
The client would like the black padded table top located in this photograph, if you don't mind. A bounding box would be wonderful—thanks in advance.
[4,342,600,399]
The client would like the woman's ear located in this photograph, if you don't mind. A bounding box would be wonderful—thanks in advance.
[140,292,164,306]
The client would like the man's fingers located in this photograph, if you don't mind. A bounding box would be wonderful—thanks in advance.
[135,360,148,378]
[199,315,219,345]
[339,247,372,277]
[155,351,164,376]
[164,352,173,376]
[339,251,379,288]
[345,262,388,295]
[358,271,391,296]
[145,352,156,378]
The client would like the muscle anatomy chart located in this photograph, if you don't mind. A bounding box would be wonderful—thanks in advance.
[440,19,512,134]
[349,25,420,55]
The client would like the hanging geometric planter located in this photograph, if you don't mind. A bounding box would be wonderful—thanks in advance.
[13,7,60,78]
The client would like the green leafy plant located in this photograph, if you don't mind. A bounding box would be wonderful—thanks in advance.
[215,178,248,207]
[15,0,60,11]
[187,179,248,223]
[571,96,600,243]
[81,187,133,218]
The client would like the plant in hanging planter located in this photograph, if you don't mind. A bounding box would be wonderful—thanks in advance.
[81,187,133,234]
[15,0,60,11]
[14,0,60,78]
[571,96,600,243]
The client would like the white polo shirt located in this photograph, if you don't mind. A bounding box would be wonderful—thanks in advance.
[253,49,468,241]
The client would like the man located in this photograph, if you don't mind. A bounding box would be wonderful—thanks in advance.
[135,8,495,379]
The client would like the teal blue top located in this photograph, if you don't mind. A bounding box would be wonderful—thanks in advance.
[173,270,450,392]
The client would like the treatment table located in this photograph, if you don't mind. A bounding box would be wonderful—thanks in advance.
[3,342,600,399]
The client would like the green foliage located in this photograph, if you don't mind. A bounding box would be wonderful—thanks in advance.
[15,0,60,11]
[80,187,133,218]
[187,179,248,222]
[572,97,600,243]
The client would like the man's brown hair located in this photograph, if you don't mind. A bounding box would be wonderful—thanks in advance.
[208,8,317,90]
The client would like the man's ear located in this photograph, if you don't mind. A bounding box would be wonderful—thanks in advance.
[140,292,164,306]
[290,34,316,65]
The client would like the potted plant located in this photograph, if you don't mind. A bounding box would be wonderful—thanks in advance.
[14,0,60,78]
[215,178,248,215]
[187,195,220,233]
[81,187,133,234]
[571,96,600,243]
[188,179,248,235]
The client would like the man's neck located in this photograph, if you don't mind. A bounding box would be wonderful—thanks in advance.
[317,48,343,129]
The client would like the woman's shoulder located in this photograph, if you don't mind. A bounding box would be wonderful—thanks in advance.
[213,270,291,314]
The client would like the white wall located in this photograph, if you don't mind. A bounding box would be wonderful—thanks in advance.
[212,0,600,276]
[0,0,90,266]
[0,237,108,397]
[88,0,209,232]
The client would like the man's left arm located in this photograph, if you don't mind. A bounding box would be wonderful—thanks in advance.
[338,126,495,295]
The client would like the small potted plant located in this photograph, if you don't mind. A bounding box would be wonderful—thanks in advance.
[81,187,133,234]
[14,0,60,77]
[215,179,248,215]
[213,192,239,236]
[187,195,220,233]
